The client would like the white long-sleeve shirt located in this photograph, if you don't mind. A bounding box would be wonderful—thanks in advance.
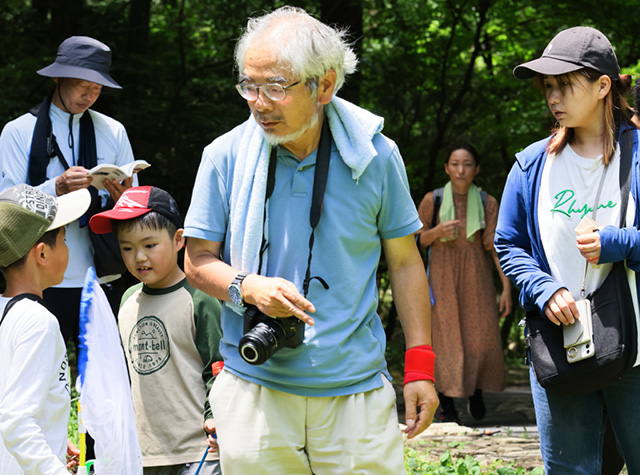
[0,297,70,474]
[0,102,137,287]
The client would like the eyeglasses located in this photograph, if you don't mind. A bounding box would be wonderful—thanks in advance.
[235,81,301,101]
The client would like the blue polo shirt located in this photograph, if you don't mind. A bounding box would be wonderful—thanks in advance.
[184,119,421,397]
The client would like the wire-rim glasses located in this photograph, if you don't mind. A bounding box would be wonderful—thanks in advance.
[235,81,301,101]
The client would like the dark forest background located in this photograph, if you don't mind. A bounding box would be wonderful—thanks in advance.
[3,0,640,358]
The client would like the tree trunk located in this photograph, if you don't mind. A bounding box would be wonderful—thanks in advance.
[31,0,49,24]
[321,0,363,104]
[50,0,84,43]
[129,0,152,55]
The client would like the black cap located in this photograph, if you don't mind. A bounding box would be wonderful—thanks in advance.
[513,27,619,80]
[37,36,121,89]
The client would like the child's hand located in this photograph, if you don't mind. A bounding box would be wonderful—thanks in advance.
[66,439,80,468]
[204,418,219,452]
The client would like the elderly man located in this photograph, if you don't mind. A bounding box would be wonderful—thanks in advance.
[184,7,438,474]
[0,36,137,346]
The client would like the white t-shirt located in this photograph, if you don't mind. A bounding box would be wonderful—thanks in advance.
[538,144,635,297]
[538,144,640,367]
[0,297,70,475]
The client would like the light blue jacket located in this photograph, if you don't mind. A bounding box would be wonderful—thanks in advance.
[494,125,640,315]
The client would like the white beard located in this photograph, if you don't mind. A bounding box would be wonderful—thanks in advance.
[261,108,320,147]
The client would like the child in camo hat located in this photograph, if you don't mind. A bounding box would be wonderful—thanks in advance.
[0,184,89,474]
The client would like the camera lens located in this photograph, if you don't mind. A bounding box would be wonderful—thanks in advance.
[239,322,283,365]
[240,345,259,364]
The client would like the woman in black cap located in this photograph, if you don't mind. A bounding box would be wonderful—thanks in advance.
[495,26,640,473]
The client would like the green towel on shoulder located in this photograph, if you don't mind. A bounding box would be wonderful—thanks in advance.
[439,181,485,242]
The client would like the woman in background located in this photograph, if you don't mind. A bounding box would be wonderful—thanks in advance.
[417,142,511,423]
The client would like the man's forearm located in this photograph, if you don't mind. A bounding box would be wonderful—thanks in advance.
[383,235,432,348]
[390,260,431,348]
[185,238,237,301]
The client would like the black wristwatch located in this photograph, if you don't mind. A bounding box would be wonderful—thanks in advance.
[228,272,250,306]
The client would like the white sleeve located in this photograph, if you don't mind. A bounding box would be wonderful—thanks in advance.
[0,115,58,196]
[0,313,68,475]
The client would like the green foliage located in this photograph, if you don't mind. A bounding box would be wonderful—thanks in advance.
[3,0,640,204]
[4,0,640,373]
[404,448,545,475]
[361,0,640,202]
[69,391,80,447]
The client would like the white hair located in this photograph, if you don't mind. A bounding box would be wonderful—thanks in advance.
[234,6,358,93]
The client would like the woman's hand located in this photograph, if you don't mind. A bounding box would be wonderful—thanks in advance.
[544,288,579,325]
[498,288,512,318]
[576,231,601,264]
[436,219,460,240]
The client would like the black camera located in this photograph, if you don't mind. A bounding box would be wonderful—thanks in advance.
[238,305,304,365]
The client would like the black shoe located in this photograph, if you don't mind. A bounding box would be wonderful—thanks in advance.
[437,394,460,423]
[467,389,486,420]
[438,408,460,423]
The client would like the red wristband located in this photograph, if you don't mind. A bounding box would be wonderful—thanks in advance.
[211,361,225,377]
[403,344,435,386]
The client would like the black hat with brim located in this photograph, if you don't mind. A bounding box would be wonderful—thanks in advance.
[513,57,584,80]
[513,26,619,81]
[37,36,122,89]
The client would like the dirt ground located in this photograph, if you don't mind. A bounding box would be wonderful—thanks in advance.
[396,365,544,471]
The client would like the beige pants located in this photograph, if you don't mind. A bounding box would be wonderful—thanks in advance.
[209,370,406,475]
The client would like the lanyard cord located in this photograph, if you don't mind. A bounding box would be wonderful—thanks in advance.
[57,81,76,165]
[258,117,332,298]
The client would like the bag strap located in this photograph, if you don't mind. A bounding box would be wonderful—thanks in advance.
[579,130,634,298]
[618,129,633,227]
[0,294,43,328]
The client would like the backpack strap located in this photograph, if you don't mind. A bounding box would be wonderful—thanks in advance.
[432,187,444,227]
[432,187,488,226]
[0,294,43,328]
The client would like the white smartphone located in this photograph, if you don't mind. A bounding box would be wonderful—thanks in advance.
[563,299,593,348]
[566,340,595,363]
[563,298,595,363]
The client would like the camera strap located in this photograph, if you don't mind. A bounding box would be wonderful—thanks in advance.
[259,116,332,297]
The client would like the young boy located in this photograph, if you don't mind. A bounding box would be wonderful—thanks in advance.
[0,184,90,474]
[89,185,223,475]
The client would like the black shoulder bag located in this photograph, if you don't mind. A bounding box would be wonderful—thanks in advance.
[526,130,638,396]
[29,96,126,278]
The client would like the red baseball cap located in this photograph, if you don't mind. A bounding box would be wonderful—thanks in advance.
[89,186,183,234]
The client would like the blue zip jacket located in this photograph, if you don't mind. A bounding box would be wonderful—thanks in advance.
[495,125,640,316]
